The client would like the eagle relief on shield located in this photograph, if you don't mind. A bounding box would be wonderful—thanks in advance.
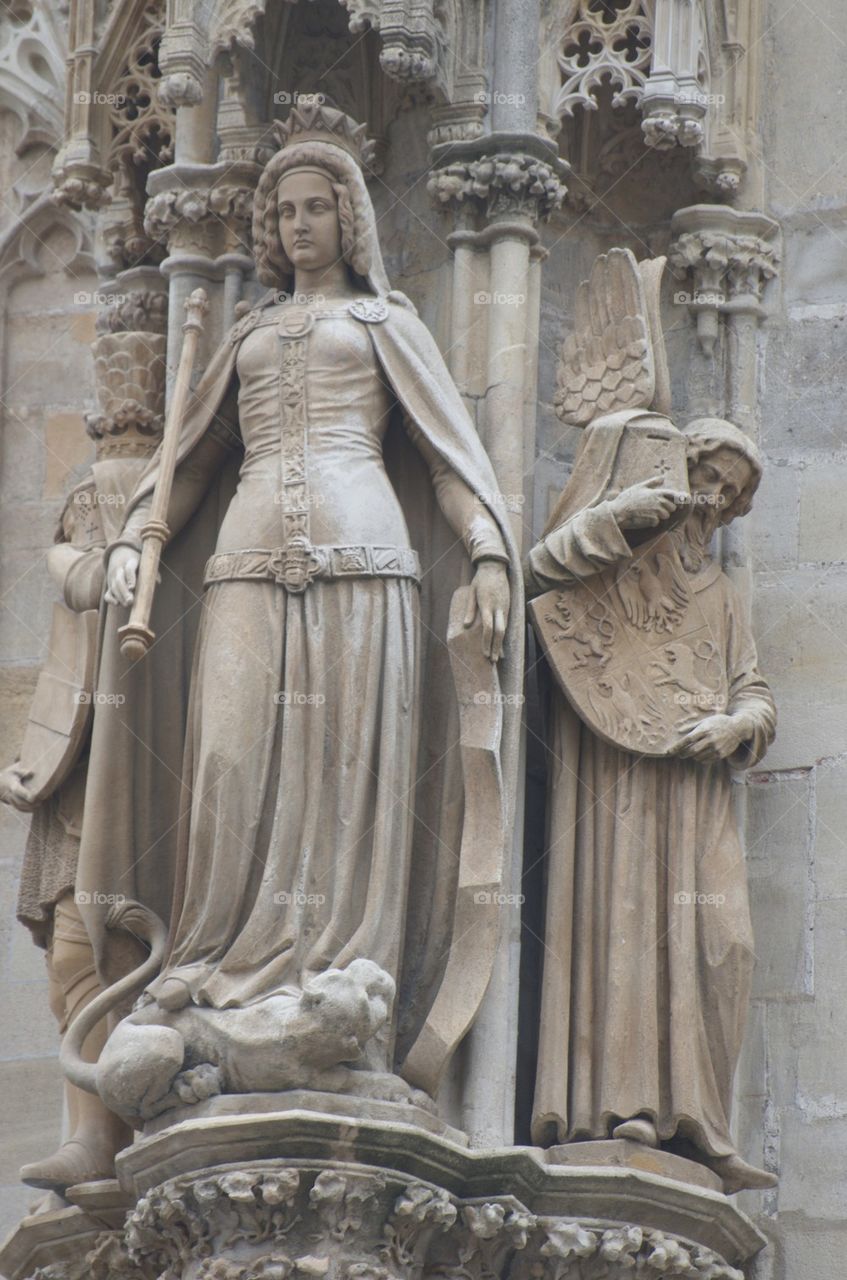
[529,249,724,757]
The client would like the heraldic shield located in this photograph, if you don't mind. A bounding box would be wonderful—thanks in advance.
[530,530,728,757]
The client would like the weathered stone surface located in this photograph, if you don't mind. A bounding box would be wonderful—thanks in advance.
[750,459,800,569]
[543,1139,722,1192]
[745,773,812,1000]
[0,1059,64,1193]
[813,758,847,899]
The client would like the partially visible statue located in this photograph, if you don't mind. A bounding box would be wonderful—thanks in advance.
[66,106,523,1122]
[527,250,777,1194]
[0,466,138,1192]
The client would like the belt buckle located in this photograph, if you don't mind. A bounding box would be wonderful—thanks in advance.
[268,540,321,593]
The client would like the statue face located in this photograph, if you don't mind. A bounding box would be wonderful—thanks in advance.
[688,446,753,528]
[276,171,344,274]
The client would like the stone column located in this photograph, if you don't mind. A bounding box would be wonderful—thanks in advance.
[144,161,261,386]
[669,205,780,858]
[429,138,567,1146]
[669,207,780,598]
[669,205,780,398]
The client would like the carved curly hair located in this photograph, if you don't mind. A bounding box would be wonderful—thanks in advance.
[683,417,762,522]
[252,142,377,289]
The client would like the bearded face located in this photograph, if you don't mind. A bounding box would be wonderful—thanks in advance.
[686,446,755,543]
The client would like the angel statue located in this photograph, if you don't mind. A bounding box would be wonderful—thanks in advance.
[527,249,777,1194]
[61,105,522,1124]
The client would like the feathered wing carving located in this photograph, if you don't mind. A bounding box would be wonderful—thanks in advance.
[554,247,669,427]
[636,253,671,417]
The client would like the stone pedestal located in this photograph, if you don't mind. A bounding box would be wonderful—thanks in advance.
[0,1106,766,1280]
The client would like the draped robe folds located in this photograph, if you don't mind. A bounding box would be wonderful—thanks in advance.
[75,294,523,1079]
[528,501,775,1159]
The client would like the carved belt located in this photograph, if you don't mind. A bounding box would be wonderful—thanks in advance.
[204,545,421,593]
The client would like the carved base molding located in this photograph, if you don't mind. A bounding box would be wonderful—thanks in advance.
[0,1108,768,1280]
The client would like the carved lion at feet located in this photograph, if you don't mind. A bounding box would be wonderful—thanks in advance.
[61,903,427,1123]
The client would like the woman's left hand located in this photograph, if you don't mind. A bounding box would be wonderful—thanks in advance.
[465,560,510,662]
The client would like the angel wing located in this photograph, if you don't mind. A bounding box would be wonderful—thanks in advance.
[554,248,670,427]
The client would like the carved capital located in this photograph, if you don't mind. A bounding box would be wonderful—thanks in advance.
[431,1198,535,1280]
[641,110,704,152]
[52,166,112,212]
[429,151,567,223]
[521,1219,744,1280]
[96,287,169,336]
[669,205,780,353]
[145,163,261,255]
[122,1165,459,1280]
[337,0,383,37]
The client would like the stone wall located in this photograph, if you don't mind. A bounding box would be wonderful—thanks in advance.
[733,4,847,1275]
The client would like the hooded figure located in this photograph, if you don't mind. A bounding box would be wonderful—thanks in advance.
[75,105,522,1098]
[527,416,777,1193]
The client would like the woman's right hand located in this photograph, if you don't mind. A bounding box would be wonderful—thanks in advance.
[105,546,140,607]
[608,479,686,530]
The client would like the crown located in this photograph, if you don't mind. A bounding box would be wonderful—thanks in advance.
[274,102,370,167]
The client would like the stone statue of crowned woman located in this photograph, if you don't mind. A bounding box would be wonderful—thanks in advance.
[64,105,523,1123]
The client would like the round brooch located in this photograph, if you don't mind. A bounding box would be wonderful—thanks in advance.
[277,308,316,338]
[348,297,389,324]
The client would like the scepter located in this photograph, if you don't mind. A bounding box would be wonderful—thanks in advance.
[118,287,209,661]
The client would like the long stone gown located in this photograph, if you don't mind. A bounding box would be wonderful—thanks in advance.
[527,502,776,1159]
[119,301,507,1055]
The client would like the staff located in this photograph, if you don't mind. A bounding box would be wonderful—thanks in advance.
[118,287,209,661]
